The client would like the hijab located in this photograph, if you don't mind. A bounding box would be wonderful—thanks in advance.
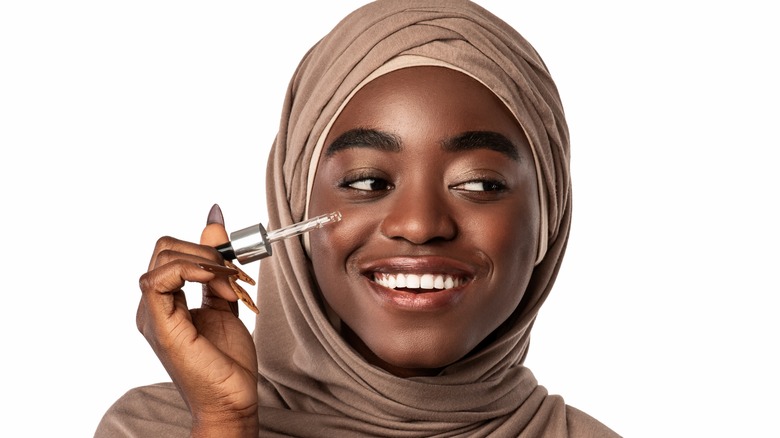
[254,1,616,436]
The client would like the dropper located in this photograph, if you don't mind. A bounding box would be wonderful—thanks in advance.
[216,211,342,264]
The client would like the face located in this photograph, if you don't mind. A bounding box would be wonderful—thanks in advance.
[308,66,540,377]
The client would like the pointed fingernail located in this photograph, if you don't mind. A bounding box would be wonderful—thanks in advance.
[207,203,224,225]
[197,262,238,275]
[224,259,257,286]
[229,276,259,314]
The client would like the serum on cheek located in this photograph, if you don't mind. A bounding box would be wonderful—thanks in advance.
[217,211,342,264]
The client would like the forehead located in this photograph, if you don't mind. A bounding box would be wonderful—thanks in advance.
[323,66,530,155]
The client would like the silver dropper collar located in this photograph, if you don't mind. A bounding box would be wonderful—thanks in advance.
[226,211,342,264]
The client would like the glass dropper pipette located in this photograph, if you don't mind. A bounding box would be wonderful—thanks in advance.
[216,211,342,264]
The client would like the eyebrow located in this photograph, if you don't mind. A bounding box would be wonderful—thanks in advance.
[324,128,520,160]
[324,128,401,156]
[442,131,520,161]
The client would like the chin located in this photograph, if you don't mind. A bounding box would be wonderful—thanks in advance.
[343,320,478,377]
[370,339,468,376]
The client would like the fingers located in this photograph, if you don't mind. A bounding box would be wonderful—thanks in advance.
[200,204,259,314]
[138,204,258,338]
[134,204,260,420]
[150,245,239,302]
[136,259,235,343]
[145,203,229,273]
[146,235,223,274]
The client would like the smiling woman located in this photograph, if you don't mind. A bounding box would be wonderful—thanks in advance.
[308,66,540,377]
[95,0,619,436]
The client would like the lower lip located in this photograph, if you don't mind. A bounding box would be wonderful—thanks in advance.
[366,278,467,311]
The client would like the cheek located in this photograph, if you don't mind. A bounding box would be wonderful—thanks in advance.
[309,188,370,261]
[307,180,374,298]
[307,208,383,333]
[505,181,542,259]
[494,214,537,289]
[308,189,345,281]
[466,192,540,288]
[500,206,539,260]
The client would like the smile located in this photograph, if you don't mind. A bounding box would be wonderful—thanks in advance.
[372,273,466,290]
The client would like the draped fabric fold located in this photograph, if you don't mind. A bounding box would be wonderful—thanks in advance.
[96,1,619,436]
[253,1,613,436]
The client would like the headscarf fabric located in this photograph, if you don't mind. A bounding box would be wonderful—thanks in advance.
[93,1,620,436]
[255,1,616,436]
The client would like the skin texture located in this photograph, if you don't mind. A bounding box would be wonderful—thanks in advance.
[136,208,259,436]
[135,67,540,435]
[308,66,540,377]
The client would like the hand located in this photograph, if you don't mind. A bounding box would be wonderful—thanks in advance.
[136,204,259,436]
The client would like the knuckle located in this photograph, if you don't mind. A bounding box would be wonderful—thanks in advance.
[155,248,177,264]
[138,272,152,292]
[154,235,177,252]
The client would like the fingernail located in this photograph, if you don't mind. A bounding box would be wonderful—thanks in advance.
[207,203,224,225]
[229,276,259,314]
[197,262,238,275]
[224,259,257,286]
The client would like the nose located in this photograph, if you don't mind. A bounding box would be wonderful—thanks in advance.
[379,182,458,245]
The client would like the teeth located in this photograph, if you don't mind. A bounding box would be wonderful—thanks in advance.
[406,274,420,288]
[420,274,433,289]
[373,273,464,290]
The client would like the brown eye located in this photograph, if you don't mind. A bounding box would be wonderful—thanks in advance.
[452,180,506,192]
[345,177,392,191]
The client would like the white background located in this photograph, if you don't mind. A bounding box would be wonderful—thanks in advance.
[1,1,778,436]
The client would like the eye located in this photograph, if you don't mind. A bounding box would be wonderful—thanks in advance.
[341,177,393,192]
[451,180,506,192]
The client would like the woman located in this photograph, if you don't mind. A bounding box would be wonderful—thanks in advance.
[96,0,619,436]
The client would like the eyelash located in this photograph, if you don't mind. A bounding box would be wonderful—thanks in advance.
[337,169,394,194]
[341,177,393,192]
[338,176,507,194]
[451,179,507,193]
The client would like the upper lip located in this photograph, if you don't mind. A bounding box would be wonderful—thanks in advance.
[359,256,477,278]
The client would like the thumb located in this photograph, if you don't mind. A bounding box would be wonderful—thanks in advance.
[198,203,236,314]
[201,203,229,246]
[200,204,259,315]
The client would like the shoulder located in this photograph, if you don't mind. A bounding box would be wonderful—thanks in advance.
[94,383,191,438]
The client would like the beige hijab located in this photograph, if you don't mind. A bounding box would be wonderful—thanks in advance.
[95,1,619,436]
[254,1,615,436]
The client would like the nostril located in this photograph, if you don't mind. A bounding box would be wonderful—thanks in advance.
[380,217,458,244]
[379,202,458,244]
